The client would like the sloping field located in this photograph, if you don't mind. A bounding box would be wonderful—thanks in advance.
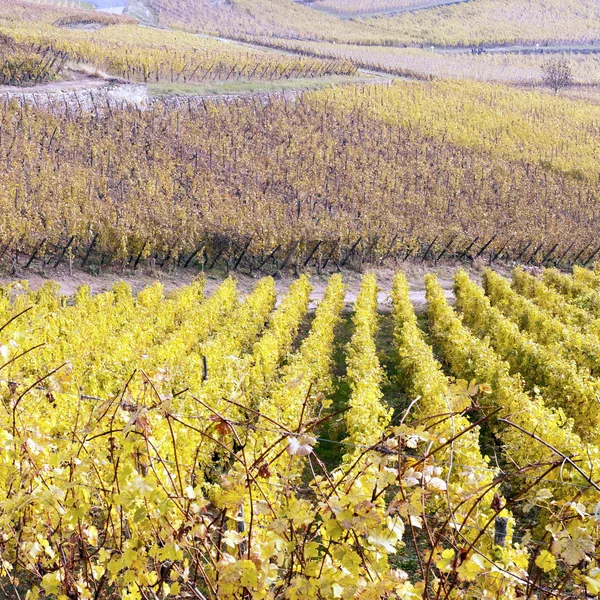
[261,37,600,84]
[0,79,599,271]
[31,0,600,48]
[0,0,355,83]
[142,0,600,47]
[141,0,370,41]
[368,0,600,46]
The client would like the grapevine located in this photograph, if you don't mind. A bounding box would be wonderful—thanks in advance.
[454,269,600,442]
[425,272,600,492]
[392,272,530,595]
[511,267,600,334]
[342,273,391,454]
[542,267,600,316]
[483,268,600,376]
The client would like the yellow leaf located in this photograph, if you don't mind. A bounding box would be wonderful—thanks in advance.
[554,527,594,566]
[26,588,40,600]
[436,548,455,572]
[240,560,258,589]
[457,554,485,582]
[582,574,600,595]
[535,550,556,573]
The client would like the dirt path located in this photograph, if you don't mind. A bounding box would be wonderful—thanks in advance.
[0,68,149,108]
[0,76,110,96]
[303,0,471,20]
[434,43,600,54]
[0,260,506,311]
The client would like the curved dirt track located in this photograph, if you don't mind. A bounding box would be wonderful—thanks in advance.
[304,0,471,20]
[0,77,109,96]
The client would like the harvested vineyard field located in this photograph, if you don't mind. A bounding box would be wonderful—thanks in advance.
[0,8,355,85]
[366,0,600,46]
[264,38,600,85]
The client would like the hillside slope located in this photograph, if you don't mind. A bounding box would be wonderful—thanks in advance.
[142,0,600,47]
[140,0,375,41]
[368,0,600,46]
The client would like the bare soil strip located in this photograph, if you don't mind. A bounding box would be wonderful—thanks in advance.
[0,260,505,310]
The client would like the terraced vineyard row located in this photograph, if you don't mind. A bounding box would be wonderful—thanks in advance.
[0,0,355,86]
[2,267,600,598]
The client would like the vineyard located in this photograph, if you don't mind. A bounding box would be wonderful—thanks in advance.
[257,38,600,86]
[0,43,69,86]
[3,0,600,596]
[137,0,600,48]
[22,0,600,62]
[10,0,600,90]
[2,266,600,598]
[365,0,600,47]
[1,79,600,273]
[139,0,368,43]
[0,0,354,86]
